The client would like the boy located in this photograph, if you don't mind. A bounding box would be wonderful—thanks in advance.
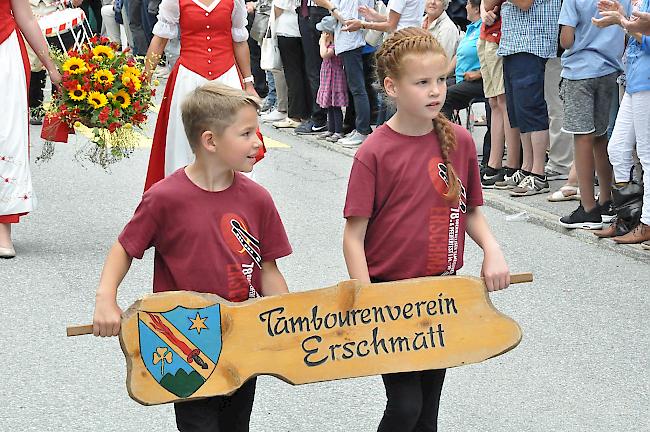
[92,82,292,431]
[478,0,522,189]
[557,0,629,229]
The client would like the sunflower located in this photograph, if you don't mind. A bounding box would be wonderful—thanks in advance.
[122,74,142,91]
[112,89,131,108]
[93,69,115,86]
[122,65,141,78]
[62,57,88,75]
[87,91,109,109]
[92,45,115,60]
[68,85,87,101]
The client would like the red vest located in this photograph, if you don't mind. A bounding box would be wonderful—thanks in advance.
[178,0,236,79]
[0,0,16,44]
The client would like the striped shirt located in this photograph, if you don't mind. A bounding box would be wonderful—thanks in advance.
[497,0,561,59]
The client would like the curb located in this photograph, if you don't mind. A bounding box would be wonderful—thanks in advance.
[482,191,649,263]
[269,127,650,263]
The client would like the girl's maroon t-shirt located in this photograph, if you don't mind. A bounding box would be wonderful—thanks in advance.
[344,123,483,281]
[119,169,292,301]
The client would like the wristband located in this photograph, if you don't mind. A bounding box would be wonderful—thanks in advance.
[243,76,255,83]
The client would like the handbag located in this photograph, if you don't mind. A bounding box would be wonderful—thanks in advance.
[250,12,270,44]
[260,22,282,72]
[364,0,387,47]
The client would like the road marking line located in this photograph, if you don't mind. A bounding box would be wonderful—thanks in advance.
[73,126,289,150]
[263,136,290,148]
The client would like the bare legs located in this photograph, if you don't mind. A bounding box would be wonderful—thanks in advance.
[487,96,504,169]
[574,133,613,212]
[487,94,521,170]
[0,223,12,249]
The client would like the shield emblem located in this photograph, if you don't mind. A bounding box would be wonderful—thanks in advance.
[138,304,222,398]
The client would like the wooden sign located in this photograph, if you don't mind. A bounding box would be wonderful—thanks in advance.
[68,274,530,405]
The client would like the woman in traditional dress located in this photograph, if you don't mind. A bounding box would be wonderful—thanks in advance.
[0,0,61,258]
[142,0,263,191]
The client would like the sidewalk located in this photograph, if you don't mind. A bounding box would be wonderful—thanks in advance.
[263,124,650,263]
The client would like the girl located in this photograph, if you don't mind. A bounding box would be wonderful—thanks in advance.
[1,0,62,258]
[342,27,510,431]
[315,17,348,142]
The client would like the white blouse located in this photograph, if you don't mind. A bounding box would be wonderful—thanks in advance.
[153,0,249,42]
[273,0,300,38]
[388,0,425,30]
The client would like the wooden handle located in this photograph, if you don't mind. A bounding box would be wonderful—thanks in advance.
[508,272,533,284]
[66,324,94,337]
[66,273,533,337]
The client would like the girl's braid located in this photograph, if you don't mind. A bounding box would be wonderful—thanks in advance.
[432,113,461,202]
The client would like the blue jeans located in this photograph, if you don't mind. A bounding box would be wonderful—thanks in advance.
[339,47,371,135]
[266,71,277,107]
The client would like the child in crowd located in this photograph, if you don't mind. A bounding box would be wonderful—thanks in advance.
[92,83,292,431]
[557,0,629,229]
[315,0,374,147]
[342,28,510,432]
[593,0,650,244]
[477,0,522,188]
[316,17,349,142]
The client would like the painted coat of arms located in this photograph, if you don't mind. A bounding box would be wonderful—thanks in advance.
[137,304,222,398]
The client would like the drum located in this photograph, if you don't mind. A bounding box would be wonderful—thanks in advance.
[37,8,92,51]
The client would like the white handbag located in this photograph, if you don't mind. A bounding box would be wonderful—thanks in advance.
[260,19,282,72]
[364,0,387,47]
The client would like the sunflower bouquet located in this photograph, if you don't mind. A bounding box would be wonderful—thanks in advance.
[41,36,156,169]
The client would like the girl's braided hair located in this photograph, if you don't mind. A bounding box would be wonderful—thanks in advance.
[376,27,461,202]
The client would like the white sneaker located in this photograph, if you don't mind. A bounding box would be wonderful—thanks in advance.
[261,109,286,123]
[273,118,301,128]
[339,131,367,148]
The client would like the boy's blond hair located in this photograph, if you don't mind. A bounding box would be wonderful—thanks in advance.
[181,82,260,151]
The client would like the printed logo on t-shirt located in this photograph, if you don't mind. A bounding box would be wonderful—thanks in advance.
[426,157,467,275]
[427,157,467,213]
[220,213,262,300]
[220,213,262,268]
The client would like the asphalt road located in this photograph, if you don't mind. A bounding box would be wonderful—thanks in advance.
[0,121,648,432]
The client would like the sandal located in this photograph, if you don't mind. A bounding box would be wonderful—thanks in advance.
[547,185,580,202]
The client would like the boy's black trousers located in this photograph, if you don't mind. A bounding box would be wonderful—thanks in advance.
[174,378,257,432]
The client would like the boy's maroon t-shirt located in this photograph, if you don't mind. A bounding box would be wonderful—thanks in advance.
[119,169,292,301]
[344,123,483,281]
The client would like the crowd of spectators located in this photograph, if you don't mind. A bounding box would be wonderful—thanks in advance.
[27,0,650,247]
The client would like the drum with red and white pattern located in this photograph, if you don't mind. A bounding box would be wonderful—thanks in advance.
[37,7,91,51]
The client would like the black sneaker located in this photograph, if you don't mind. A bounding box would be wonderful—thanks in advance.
[294,120,327,135]
[559,204,603,229]
[495,168,525,190]
[481,166,505,189]
[598,200,616,223]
